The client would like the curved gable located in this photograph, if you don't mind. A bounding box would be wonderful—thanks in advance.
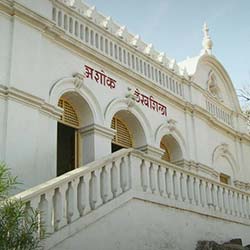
[180,54,241,113]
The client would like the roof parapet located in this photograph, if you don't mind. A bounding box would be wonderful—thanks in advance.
[58,0,182,76]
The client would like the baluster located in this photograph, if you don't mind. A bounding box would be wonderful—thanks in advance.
[238,193,243,217]
[53,188,61,231]
[60,184,69,227]
[158,166,166,197]
[200,180,207,208]
[66,182,74,224]
[206,183,213,209]
[217,186,224,213]
[127,154,132,190]
[77,177,85,217]
[29,196,41,234]
[174,171,182,201]
[212,184,218,211]
[166,168,174,199]
[83,172,91,214]
[233,191,239,217]
[116,158,123,195]
[228,189,233,215]
[101,166,108,203]
[150,163,159,194]
[120,157,128,192]
[242,195,247,218]
[130,156,142,191]
[39,192,53,235]
[223,188,229,213]
[194,177,201,206]
[91,168,103,209]
[246,196,250,219]
[188,175,194,205]
[105,163,114,202]
[111,160,122,197]
[67,179,80,223]
[181,173,188,202]
[140,160,147,192]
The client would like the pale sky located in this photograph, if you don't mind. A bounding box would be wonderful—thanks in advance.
[85,0,250,91]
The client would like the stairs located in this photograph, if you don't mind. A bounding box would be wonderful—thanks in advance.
[14,149,250,250]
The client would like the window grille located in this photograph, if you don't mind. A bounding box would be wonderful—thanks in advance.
[58,98,79,128]
[111,116,132,148]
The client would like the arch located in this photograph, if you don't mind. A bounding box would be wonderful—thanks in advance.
[155,122,187,160]
[212,144,238,178]
[104,98,152,147]
[160,135,183,162]
[49,76,103,125]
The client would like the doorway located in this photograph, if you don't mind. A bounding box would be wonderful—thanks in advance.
[57,123,77,176]
[57,98,79,176]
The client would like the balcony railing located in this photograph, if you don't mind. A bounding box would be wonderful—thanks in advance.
[14,149,250,247]
[205,98,233,127]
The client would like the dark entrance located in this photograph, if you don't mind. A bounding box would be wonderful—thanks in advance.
[57,123,76,176]
[111,143,124,153]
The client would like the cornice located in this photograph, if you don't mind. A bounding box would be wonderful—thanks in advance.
[0,85,62,119]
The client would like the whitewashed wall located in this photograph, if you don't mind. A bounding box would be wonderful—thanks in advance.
[51,199,250,250]
[0,0,250,191]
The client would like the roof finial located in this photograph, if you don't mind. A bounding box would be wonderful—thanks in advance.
[202,22,213,55]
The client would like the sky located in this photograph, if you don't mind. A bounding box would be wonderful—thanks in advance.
[85,0,250,91]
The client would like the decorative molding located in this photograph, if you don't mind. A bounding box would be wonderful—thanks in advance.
[79,123,116,140]
[0,86,62,119]
[73,73,84,89]
[167,119,177,132]
[125,87,136,108]
[234,180,250,192]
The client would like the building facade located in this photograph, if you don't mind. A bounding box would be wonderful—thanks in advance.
[1,0,250,249]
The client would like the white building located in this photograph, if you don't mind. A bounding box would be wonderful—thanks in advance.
[1,0,250,249]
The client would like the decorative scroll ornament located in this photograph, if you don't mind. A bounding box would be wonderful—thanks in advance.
[158,52,168,65]
[201,23,213,55]
[167,119,177,131]
[125,87,136,107]
[102,16,113,30]
[116,26,128,39]
[131,34,141,48]
[221,143,229,154]
[73,73,84,89]
[144,44,154,56]
[86,6,97,19]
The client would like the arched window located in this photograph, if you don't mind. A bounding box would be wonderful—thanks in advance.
[111,116,133,151]
[160,141,170,162]
[58,98,79,128]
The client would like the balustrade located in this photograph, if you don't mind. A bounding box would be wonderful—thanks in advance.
[51,3,185,99]
[14,149,250,242]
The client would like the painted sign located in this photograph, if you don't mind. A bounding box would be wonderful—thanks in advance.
[84,65,116,89]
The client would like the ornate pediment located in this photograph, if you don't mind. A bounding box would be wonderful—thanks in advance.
[207,70,222,101]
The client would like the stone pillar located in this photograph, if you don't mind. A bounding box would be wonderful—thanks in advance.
[79,124,116,165]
